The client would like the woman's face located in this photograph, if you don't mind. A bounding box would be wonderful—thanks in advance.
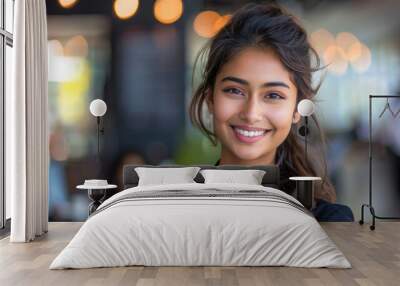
[208,47,301,165]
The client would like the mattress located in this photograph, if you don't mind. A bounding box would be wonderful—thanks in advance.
[50,183,351,269]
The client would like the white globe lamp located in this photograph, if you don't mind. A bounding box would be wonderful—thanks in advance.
[90,99,107,117]
[298,99,315,117]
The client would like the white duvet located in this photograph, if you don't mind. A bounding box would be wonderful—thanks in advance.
[50,183,351,269]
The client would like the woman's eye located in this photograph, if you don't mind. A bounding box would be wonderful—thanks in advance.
[265,92,284,100]
[223,88,244,96]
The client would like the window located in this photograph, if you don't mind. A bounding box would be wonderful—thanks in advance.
[1,0,14,230]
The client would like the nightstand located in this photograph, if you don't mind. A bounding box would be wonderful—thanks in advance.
[76,184,117,215]
[289,176,321,210]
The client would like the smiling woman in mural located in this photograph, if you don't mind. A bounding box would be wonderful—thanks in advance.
[190,2,354,221]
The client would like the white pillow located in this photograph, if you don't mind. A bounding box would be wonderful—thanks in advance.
[135,167,201,186]
[200,169,266,185]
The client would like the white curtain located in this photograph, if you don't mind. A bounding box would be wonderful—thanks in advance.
[6,0,49,242]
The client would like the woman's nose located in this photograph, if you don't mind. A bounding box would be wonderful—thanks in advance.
[238,97,263,124]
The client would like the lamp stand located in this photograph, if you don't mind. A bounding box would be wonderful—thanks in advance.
[95,116,105,178]
[96,116,105,163]
[96,116,100,164]
[299,116,309,164]
[305,116,308,164]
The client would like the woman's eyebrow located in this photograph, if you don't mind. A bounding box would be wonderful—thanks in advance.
[221,76,290,89]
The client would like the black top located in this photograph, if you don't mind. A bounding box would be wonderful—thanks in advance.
[214,159,297,197]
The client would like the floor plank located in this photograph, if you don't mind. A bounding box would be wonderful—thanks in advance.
[0,222,399,286]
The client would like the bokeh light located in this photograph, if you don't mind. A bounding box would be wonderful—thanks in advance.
[48,40,64,57]
[350,43,372,73]
[114,0,139,20]
[346,42,363,62]
[193,10,220,38]
[154,0,183,24]
[64,35,89,57]
[213,14,231,33]
[336,32,361,61]
[312,29,371,75]
[58,0,79,9]
[310,28,335,56]
[324,45,348,75]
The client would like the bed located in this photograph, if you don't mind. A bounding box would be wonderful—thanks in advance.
[50,165,350,269]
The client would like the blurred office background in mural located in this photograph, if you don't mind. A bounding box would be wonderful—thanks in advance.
[46,0,400,221]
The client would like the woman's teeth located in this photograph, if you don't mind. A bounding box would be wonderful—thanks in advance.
[234,127,266,137]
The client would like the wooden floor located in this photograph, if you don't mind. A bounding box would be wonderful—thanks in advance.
[0,222,399,286]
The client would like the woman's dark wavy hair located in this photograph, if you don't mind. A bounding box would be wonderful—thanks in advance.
[189,2,336,202]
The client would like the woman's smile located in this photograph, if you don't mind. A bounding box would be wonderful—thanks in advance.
[230,125,273,144]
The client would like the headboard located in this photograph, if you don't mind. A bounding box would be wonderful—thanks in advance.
[123,164,280,189]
